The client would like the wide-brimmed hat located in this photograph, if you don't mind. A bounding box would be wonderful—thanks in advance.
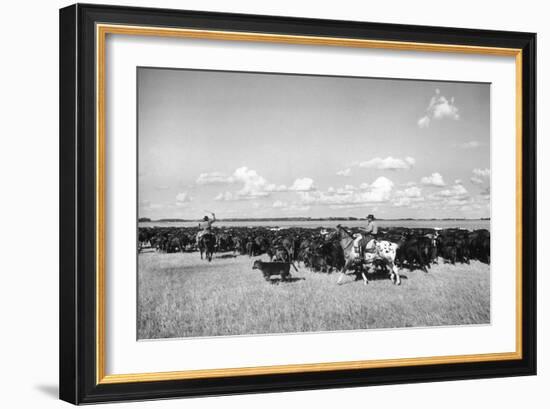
[367,214,375,220]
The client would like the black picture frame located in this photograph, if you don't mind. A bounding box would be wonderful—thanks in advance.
[60,3,536,405]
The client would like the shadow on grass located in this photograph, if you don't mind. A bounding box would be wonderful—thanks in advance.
[216,254,238,259]
[337,271,409,285]
[365,272,409,281]
[268,277,306,284]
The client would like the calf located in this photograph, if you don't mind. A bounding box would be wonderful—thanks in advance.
[252,260,297,282]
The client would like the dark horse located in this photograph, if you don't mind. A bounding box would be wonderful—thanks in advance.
[198,233,216,262]
[333,225,402,285]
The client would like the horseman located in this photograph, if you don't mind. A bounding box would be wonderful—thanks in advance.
[335,216,401,285]
[196,212,216,246]
[356,214,378,259]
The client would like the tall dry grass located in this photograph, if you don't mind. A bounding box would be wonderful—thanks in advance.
[137,251,490,339]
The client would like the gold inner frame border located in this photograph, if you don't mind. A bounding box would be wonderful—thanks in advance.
[95,23,523,385]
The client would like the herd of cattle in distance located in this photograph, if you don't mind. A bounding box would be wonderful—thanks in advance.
[138,225,491,281]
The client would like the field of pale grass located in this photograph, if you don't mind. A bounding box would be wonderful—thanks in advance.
[137,250,490,339]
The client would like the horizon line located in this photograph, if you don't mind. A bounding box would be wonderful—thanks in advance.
[139,216,491,222]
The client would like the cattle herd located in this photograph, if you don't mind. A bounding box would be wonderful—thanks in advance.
[138,225,490,277]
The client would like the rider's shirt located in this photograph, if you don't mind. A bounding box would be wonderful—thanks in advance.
[199,218,216,232]
[364,220,378,235]
[198,220,214,231]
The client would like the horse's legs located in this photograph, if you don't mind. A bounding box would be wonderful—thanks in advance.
[418,247,430,273]
[392,262,401,285]
[361,268,368,286]
[388,262,395,284]
[337,260,350,285]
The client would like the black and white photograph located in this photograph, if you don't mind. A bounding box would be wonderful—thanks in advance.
[50,1,540,405]
[137,67,491,340]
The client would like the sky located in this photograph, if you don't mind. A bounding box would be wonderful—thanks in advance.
[138,67,490,220]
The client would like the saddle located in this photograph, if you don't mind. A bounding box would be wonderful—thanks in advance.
[196,230,213,242]
[353,234,378,259]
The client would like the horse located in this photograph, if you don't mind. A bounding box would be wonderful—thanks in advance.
[198,233,216,262]
[333,224,402,285]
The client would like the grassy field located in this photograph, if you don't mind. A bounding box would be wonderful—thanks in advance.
[137,250,490,339]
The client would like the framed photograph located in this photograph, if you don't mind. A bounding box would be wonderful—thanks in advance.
[59,3,536,404]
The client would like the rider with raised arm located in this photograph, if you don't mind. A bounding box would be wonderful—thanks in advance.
[196,212,216,246]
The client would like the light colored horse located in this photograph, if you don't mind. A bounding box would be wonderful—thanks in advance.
[334,225,401,285]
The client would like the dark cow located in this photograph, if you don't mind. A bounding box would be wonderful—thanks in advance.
[395,233,430,272]
[246,239,260,257]
[468,229,490,263]
[252,260,298,282]
[167,236,183,253]
[216,233,234,253]
[137,224,490,279]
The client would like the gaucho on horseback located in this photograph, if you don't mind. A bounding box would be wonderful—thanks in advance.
[355,214,378,259]
[196,212,217,261]
[335,214,401,285]
[196,212,216,245]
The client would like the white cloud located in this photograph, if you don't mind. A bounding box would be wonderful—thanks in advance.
[265,184,288,192]
[357,156,415,170]
[149,203,166,209]
[418,89,460,128]
[423,183,472,209]
[473,168,490,178]
[214,167,280,200]
[470,168,490,185]
[285,204,311,212]
[392,186,424,208]
[214,192,237,201]
[431,184,468,199]
[212,167,309,200]
[393,196,425,208]
[272,200,310,212]
[417,116,431,128]
[458,140,482,149]
[327,204,370,210]
[420,172,446,187]
[289,177,315,192]
[370,176,394,194]
[299,176,394,207]
[444,196,473,206]
[196,171,235,185]
[231,166,271,198]
[327,185,356,196]
[175,192,191,203]
[139,200,168,211]
[336,168,352,177]
[395,186,422,198]
[272,200,286,208]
